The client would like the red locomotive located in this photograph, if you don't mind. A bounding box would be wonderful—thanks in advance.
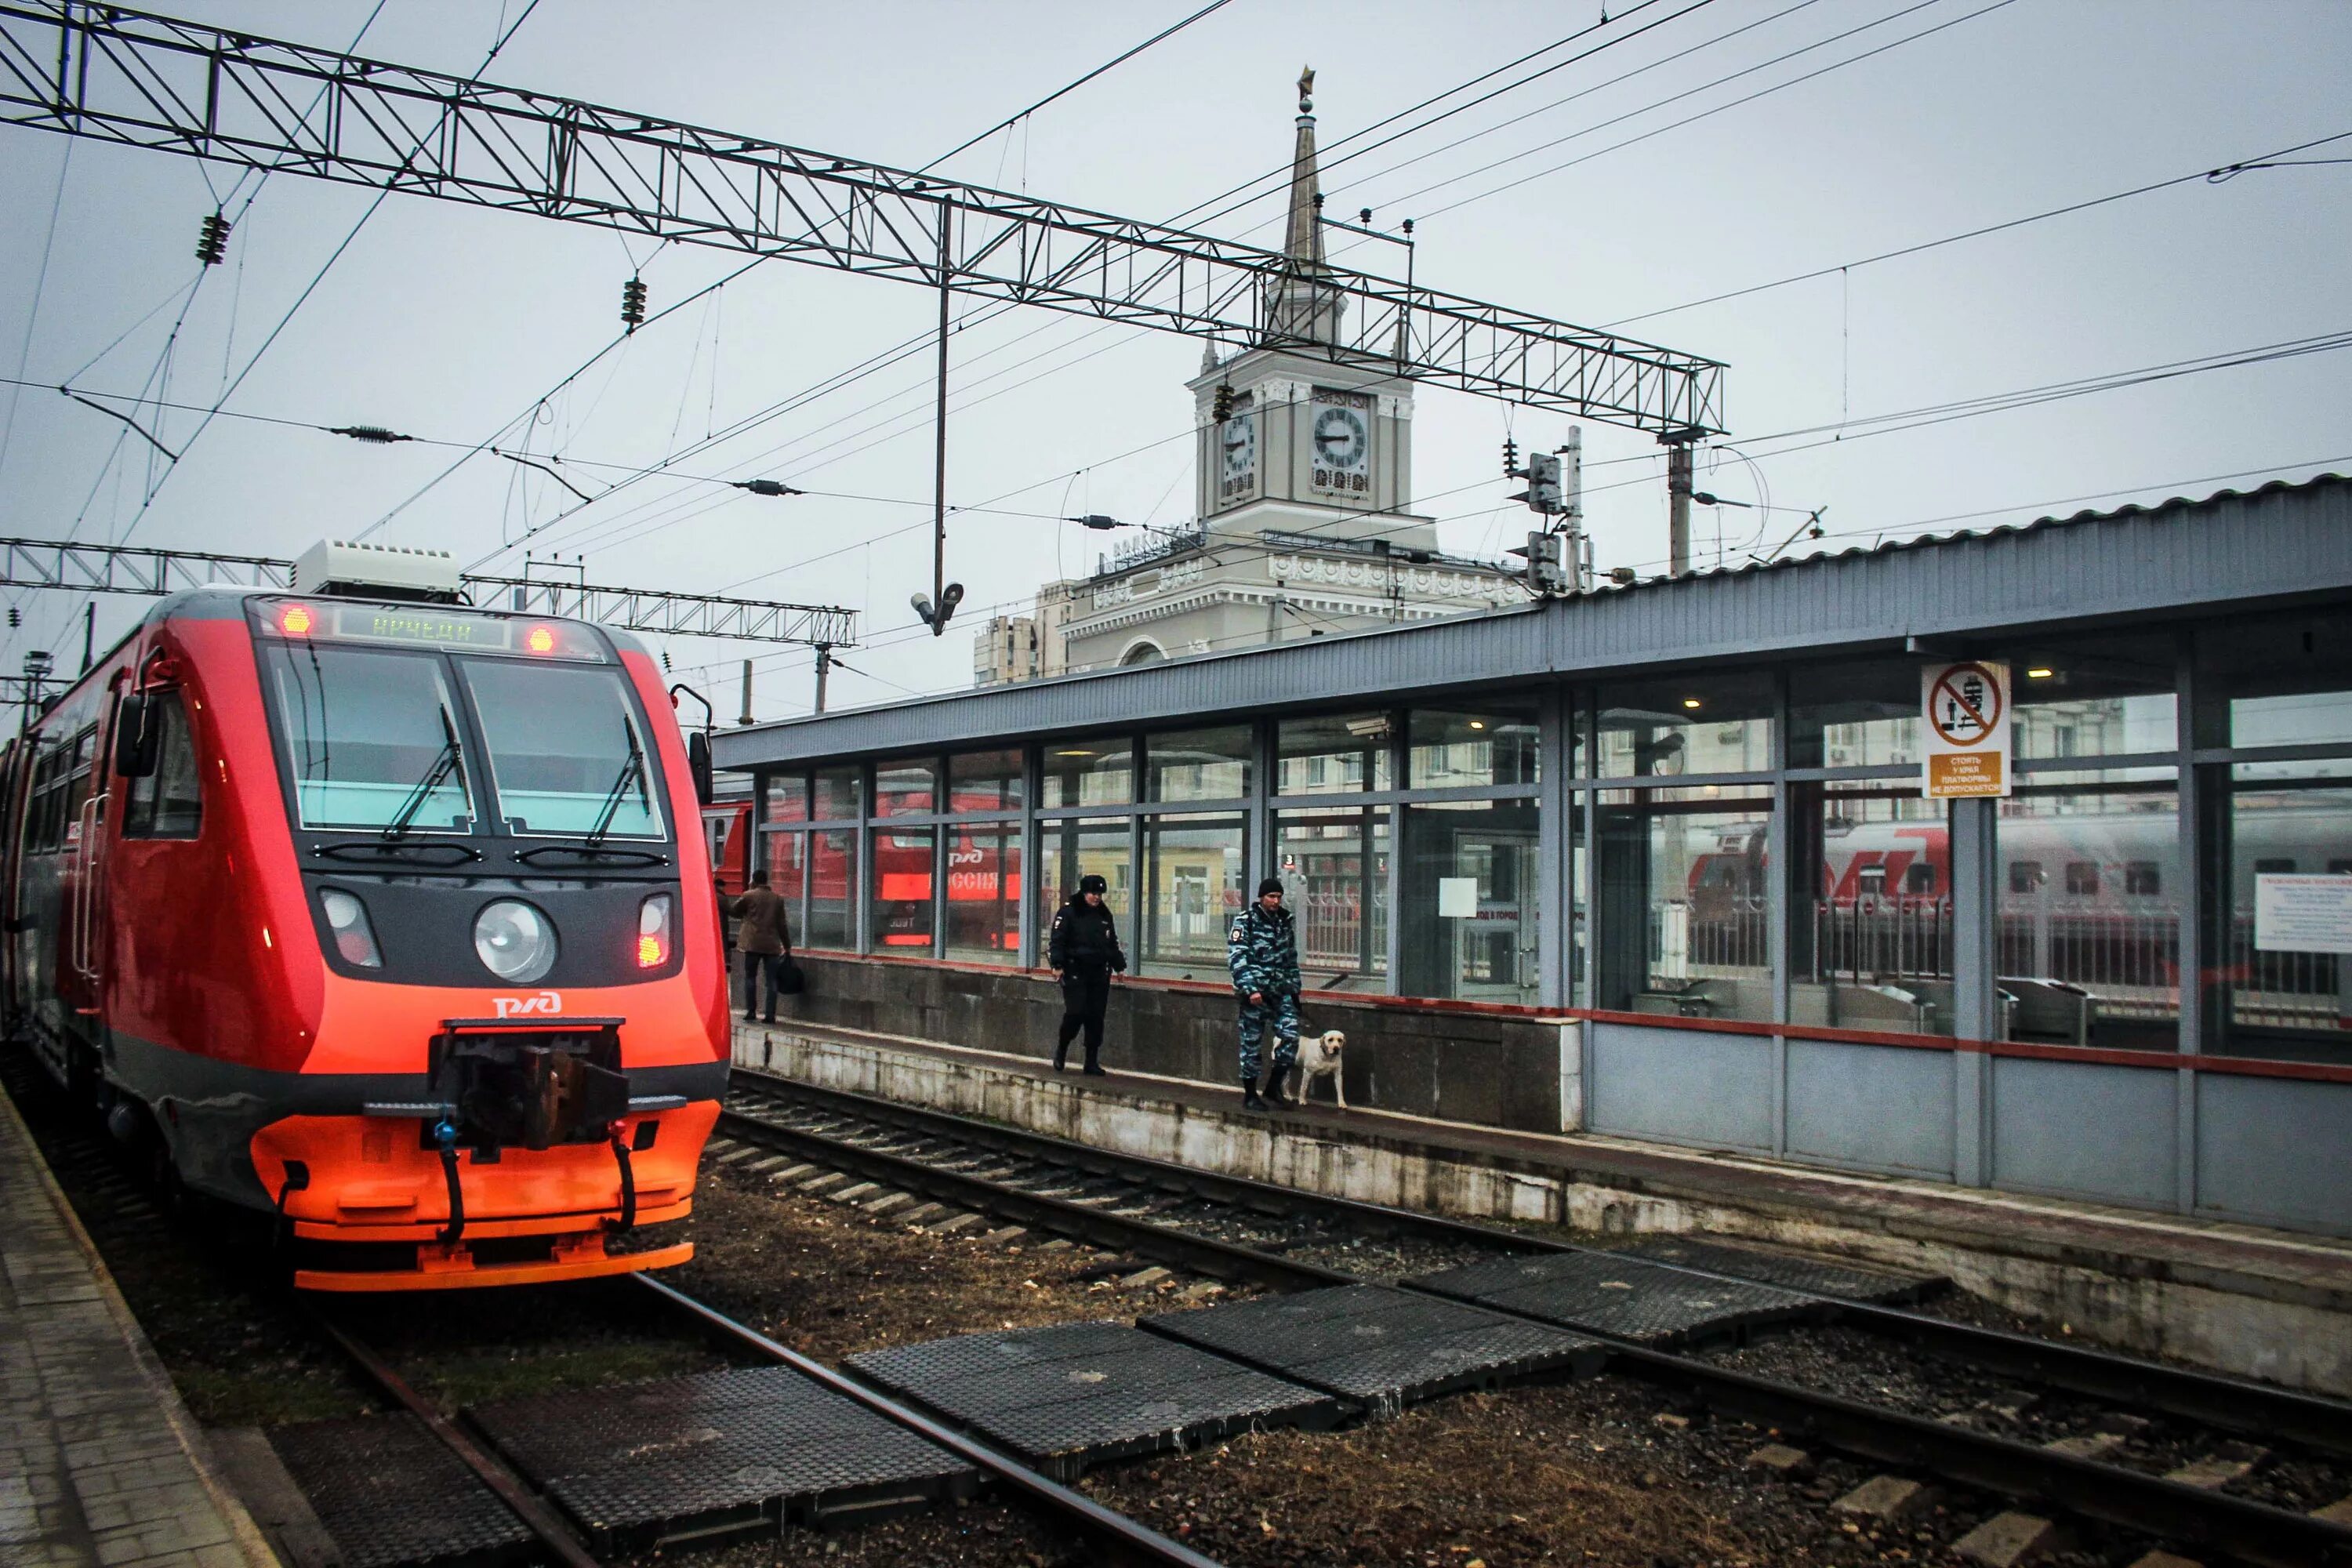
[2,545,730,1290]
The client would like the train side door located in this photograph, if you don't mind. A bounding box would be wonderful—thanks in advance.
[67,686,129,1018]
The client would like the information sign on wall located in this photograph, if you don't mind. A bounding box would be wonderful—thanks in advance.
[2255,873,2352,954]
[1921,660,2011,799]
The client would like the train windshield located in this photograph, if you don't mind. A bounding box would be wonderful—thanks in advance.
[260,644,476,833]
[456,661,664,840]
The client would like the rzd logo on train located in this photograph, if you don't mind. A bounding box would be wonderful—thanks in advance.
[491,990,564,1018]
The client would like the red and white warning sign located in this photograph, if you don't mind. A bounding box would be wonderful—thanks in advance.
[1921,660,2010,799]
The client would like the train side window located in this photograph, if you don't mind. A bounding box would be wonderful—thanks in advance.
[2124,861,2161,896]
[1904,862,1936,895]
[123,693,202,840]
[2063,861,2100,896]
[2253,857,2296,876]
[2331,859,2352,876]
[2007,860,2042,894]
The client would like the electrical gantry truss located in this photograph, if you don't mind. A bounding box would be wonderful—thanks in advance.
[0,2,1726,437]
[0,537,859,648]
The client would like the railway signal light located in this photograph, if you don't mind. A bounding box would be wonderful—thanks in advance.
[194,210,231,266]
[620,275,648,331]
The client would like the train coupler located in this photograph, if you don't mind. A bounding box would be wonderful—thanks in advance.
[292,1231,694,1293]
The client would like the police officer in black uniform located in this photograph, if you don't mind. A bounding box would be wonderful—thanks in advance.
[1047,873,1126,1074]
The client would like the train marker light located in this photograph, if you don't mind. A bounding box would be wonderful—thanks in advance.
[524,625,558,654]
[2027,667,2055,680]
[319,889,383,967]
[279,604,316,636]
[637,893,673,968]
[1682,698,1702,709]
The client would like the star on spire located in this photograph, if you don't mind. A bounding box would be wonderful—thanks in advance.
[1298,64,1315,114]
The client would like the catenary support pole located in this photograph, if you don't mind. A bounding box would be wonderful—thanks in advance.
[931,203,953,636]
[738,660,753,726]
[813,644,832,714]
[1665,438,1695,578]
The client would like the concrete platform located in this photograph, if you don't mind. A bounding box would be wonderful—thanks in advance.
[735,1018,2352,1397]
[0,1076,274,1568]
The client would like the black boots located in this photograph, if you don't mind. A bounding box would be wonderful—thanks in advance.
[1081,1054,1106,1076]
[1261,1069,1291,1109]
[1241,1076,1266,1110]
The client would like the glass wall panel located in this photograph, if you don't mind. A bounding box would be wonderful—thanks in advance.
[874,758,938,816]
[869,826,935,953]
[1996,771,2179,1049]
[813,764,862,821]
[1149,726,1253,802]
[1407,701,1540,788]
[768,830,808,947]
[1599,673,1773,777]
[948,748,1025,811]
[807,829,855,949]
[763,771,809,825]
[1277,713,1393,795]
[1398,800,1541,1004]
[1595,788,1773,1022]
[1276,808,1390,988]
[2010,633,2176,760]
[2207,609,2352,751]
[1790,783,1952,1035]
[1036,817,1132,951]
[944,824,1022,965]
[1788,661,1926,770]
[1142,812,1247,978]
[2213,776,2352,1062]
[1040,737,1134,808]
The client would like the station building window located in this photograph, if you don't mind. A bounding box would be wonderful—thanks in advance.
[869,826,935,953]
[2210,775,2352,1061]
[949,748,1024,812]
[806,829,855,951]
[1788,660,1924,770]
[1995,770,2180,1050]
[1042,737,1134,808]
[1408,701,1540,787]
[1276,806,1389,988]
[1140,812,1246,978]
[943,825,1021,965]
[1398,800,1540,1004]
[764,771,809,826]
[1598,673,1773,778]
[1148,726,1251,803]
[2202,608,2352,750]
[874,758,937,817]
[812,764,862,822]
[767,829,809,946]
[1789,782,1952,1036]
[1277,712,1393,795]
[2009,633,2176,760]
[1595,786,1773,1022]
[1036,817,1131,951]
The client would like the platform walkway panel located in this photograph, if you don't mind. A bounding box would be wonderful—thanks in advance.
[0,1082,270,1568]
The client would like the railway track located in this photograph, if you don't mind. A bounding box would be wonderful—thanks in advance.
[722,1068,2352,1568]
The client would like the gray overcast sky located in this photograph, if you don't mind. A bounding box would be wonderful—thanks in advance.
[2,0,2347,718]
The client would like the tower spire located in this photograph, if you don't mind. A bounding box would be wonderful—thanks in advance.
[1269,65,1341,343]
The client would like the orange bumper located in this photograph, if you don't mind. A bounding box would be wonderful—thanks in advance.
[294,1234,695,1293]
[250,1100,718,1243]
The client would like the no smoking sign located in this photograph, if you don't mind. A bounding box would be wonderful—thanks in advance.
[1921,659,2011,798]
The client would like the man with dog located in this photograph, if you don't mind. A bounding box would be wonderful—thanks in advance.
[1228,876,1302,1111]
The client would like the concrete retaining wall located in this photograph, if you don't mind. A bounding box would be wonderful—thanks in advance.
[775,953,1575,1133]
[735,1022,2352,1399]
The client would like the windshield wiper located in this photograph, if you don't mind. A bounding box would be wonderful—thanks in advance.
[383,706,466,842]
[584,719,647,847]
[314,840,481,866]
[514,844,668,868]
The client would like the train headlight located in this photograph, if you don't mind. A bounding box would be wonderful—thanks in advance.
[474,899,557,983]
[318,889,383,968]
[637,893,673,968]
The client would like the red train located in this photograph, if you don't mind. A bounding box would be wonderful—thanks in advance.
[2,550,730,1290]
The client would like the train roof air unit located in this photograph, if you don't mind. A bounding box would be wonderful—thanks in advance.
[291,540,463,603]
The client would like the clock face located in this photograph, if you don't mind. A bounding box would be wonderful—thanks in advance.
[1312,405,1370,475]
[1220,412,1257,479]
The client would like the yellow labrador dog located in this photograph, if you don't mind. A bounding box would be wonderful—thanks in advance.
[1283,1029,1346,1110]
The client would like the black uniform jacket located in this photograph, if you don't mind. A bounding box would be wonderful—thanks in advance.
[1047,898,1127,974]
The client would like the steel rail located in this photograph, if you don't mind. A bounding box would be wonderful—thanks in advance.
[731,1069,2352,1459]
[310,1314,601,1568]
[637,1276,1225,1568]
[726,1070,2352,1563]
[715,1103,1342,1293]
